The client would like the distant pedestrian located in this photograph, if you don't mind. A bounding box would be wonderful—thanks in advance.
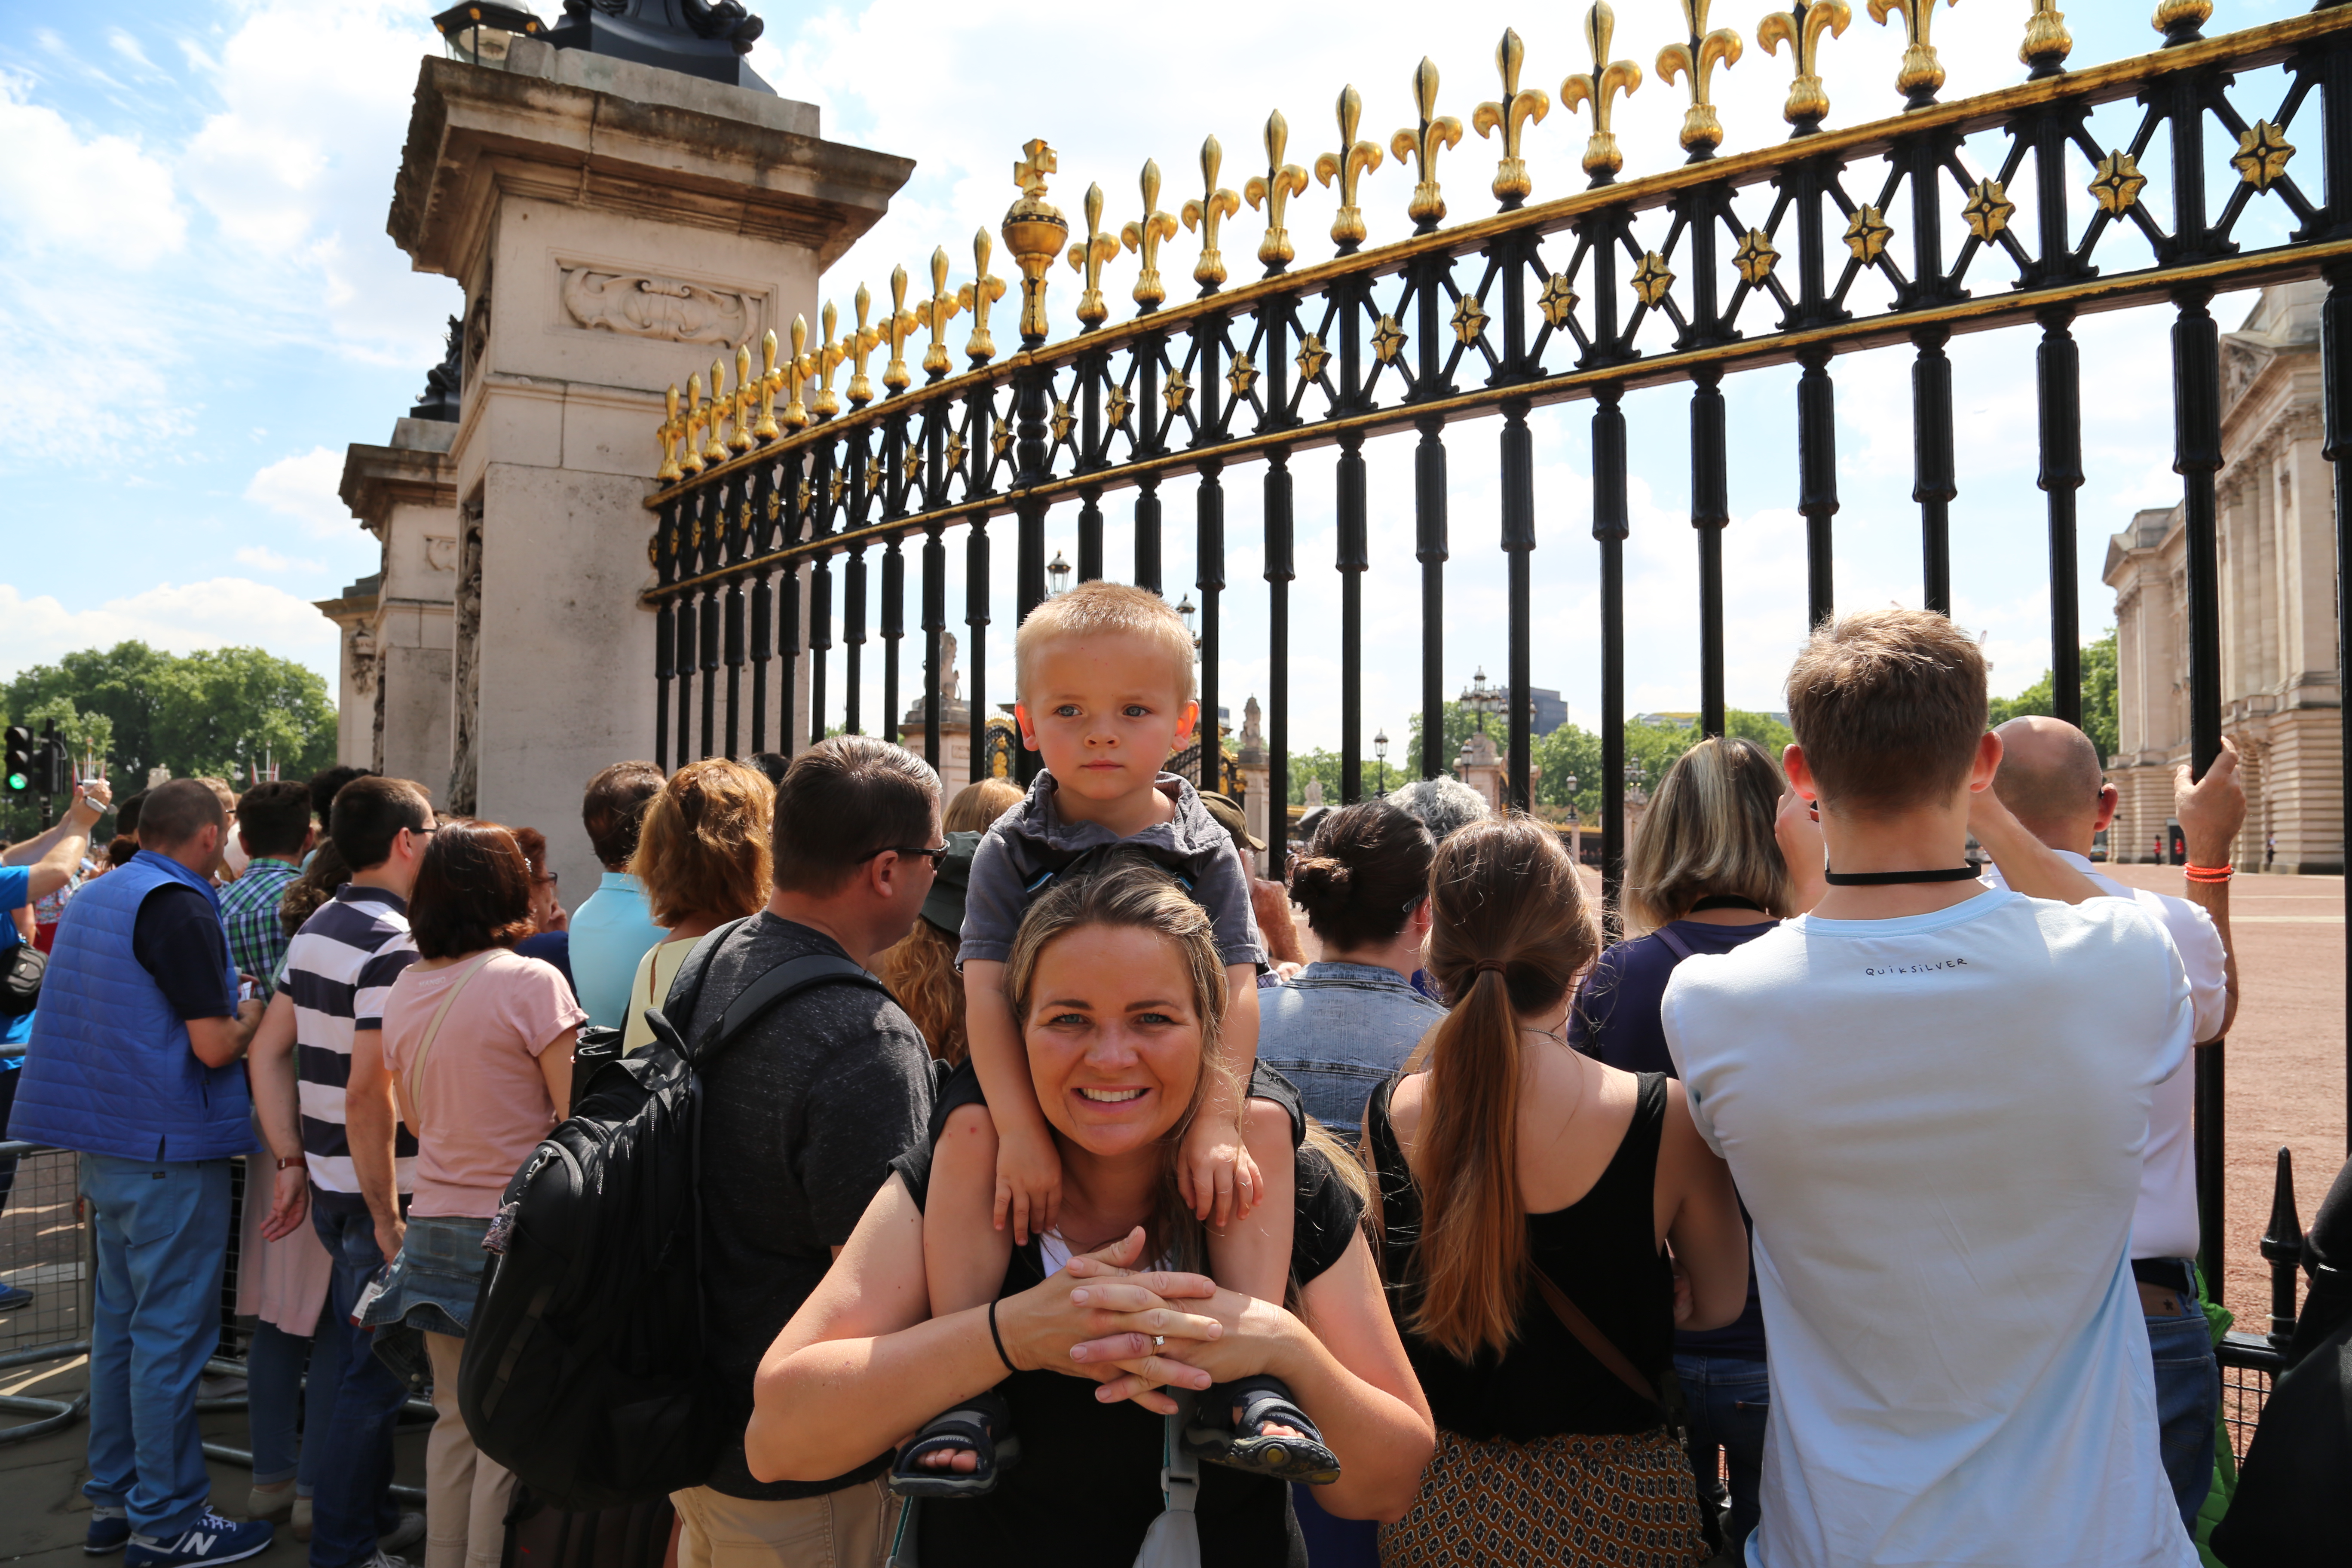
[2266,830,2276,867]
[873,779,1020,1065]
[219,781,316,1004]
[507,827,575,1001]
[564,762,666,1031]
[620,760,773,1051]
[1386,775,1490,844]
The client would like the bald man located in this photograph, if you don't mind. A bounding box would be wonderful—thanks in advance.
[1986,715,2242,1534]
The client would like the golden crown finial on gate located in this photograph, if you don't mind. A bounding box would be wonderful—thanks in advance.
[1391,59,1463,233]
[1068,183,1121,329]
[782,314,811,429]
[680,374,705,475]
[753,331,782,441]
[2018,0,2070,77]
[920,248,964,381]
[1473,29,1550,208]
[1244,112,1310,274]
[958,230,1006,367]
[845,284,882,409]
[1121,160,1181,312]
[702,358,732,463]
[810,302,845,420]
[1562,3,1643,184]
[1759,0,1852,132]
[1002,138,1068,349]
[1657,0,1743,159]
[882,266,918,394]
[1181,136,1243,293]
[1314,86,1385,254]
[1868,0,1956,110]
[729,342,756,452]
[656,383,684,481]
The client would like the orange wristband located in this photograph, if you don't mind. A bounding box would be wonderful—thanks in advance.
[2184,863,2234,882]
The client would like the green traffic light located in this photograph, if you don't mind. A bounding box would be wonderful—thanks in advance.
[4,772,24,792]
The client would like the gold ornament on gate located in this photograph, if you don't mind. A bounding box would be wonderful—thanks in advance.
[729,343,756,452]
[1867,0,1956,110]
[845,284,882,409]
[1473,29,1550,206]
[1561,3,1642,183]
[1314,86,1384,254]
[2018,0,2070,75]
[753,331,783,441]
[1392,58,1463,231]
[782,315,811,430]
[1181,136,1242,294]
[810,302,845,420]
[1068,183,1121,330]
[882,265,918,394]
[1758,0,1851,131]
[920,248,964,381]
[1121,160,1181,312]
[681,373,706,476]
[657,383,684,481]
[1243,111,1310,274]
[702,359,732,463]
[1657,0,1742,159]
[1002,139,1069,350]
[959,230,1007,367]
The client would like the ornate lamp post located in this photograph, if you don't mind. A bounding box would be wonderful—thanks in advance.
[1176,592,1198,649]
[1565,770,1581,864]
[1374,727,1389,795]
[1047,549,1072,597]
[1458,665,1501,732]
[432,3,547,68]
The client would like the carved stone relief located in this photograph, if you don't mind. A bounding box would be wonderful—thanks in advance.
[559,264,755,344]
[350,627,380,697]
[425,535,458,572]
[449,498,485,814]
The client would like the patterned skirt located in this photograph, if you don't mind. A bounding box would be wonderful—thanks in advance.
[1378,1427,1709,1568]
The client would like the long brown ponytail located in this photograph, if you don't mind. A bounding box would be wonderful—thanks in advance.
[1405,817,1599,1361]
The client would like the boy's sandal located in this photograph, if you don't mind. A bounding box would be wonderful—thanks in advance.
[1182,1374,1341,1485]
[888,1390,1022,1499]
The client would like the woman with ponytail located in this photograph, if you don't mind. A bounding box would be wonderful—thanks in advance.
[1367,817,1746,1568]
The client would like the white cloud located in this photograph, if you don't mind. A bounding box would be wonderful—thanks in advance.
[234,544,322,573]
[106,28,164,77]
[0,72,185,268]
[244,447,355,539]
[0,578,339,689]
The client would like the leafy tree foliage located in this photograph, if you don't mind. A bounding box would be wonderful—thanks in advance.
[1986,628,2119,761]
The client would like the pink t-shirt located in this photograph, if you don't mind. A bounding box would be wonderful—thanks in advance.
[380,949,587,1219]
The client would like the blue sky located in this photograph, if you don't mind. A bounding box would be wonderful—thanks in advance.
[0,0,2315,754]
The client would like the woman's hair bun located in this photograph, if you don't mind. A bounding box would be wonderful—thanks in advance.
[1290,854,1352,890]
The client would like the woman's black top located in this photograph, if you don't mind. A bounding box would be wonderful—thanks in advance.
[887,1061,1364,1568]
[1363,1070,1674,1441]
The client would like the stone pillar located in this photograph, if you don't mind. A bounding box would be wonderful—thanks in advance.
[1455,730,1504,812]
[388,41,911,894]
[1236,696,1269,874]
[332,418,459,801]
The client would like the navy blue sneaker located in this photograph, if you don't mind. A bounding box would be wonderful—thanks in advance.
[84,1509,130,1556]
[123,1511,272,1568]
[0,1280,34,1311]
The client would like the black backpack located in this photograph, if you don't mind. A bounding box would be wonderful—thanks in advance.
[457,920,887,1510]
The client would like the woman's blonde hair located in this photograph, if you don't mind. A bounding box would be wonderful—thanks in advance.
[1406,817,1600,1361]
[878,918,968,1064]
[1623,737,1794,934]
[945,778,1023,834]
[631,759,774,928]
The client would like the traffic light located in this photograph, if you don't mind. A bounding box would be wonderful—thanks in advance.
[38,734,73,797]
[3,726,30,796]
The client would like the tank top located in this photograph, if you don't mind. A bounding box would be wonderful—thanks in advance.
[1365,1070,1675,1441]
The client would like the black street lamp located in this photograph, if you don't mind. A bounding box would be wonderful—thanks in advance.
[1458,666,1501,732]
[1047,549,1072,597]
[432,3,548,69]
[1373,727,1389,795]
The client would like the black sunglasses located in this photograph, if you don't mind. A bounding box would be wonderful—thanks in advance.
[864,842,951,868]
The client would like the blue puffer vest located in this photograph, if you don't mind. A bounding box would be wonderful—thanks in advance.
[8,851,254,1161]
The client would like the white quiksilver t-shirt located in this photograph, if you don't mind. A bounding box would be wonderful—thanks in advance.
[1662,888,2196,1568]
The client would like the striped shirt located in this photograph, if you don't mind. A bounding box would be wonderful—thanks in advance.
[282,885,420,1194]
[220,858,302,1002]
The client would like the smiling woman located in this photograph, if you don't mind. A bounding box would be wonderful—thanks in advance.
[747,857,1433,1565]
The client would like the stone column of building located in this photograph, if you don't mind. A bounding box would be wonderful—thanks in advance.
[386,37,910,896]
[1235,696,1271,875]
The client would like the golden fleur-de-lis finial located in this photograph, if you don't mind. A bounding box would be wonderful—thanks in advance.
[1473,29,1550,207]
[657,383,683,481]
[1121,159,1181,312]
[702,358,732,463]
[1391,58,1464,232]
[882,265,917,395]
[809,302,845,420]
[727,343,756,452]
[782,315,810,429]
[680,373,706,476]
[1314,85,1384,254]
[1657,0,1743,159]
[1759,0,1852,132]
[845,284,882,408]
[957,229,1007,367]
[1562,4,1643,184]
[1868,0,1956,110]
[1067,182,1121,329]
[753,330,782,441]
[1001,138,1068,349]
[920,248,963,381]
[1181,136,1243,294]
[1243,111,1310,274]
[2018,0,2070,77]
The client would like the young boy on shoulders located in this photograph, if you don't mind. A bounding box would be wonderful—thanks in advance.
[895,582,1322,1494]
[1661,608,2197,1568]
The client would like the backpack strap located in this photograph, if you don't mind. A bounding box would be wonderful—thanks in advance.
[643,916,889,1072]
[400,951,500,1137]
[637,917,750,1060]
[1651,925,1697,962]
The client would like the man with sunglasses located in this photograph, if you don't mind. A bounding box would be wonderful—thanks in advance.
[665,736,944,1568]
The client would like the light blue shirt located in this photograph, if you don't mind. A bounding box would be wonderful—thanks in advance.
[1257,960,1446,1139]
[567,871,666,1031]
[1,865,29,1052]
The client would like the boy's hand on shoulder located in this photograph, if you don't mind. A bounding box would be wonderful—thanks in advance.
[1179,1080,1260,1228]
[995,1119,1065,1245]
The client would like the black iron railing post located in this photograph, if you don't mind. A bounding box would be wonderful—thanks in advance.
[1135,475,1164,595]
[968,514,991,783]
[1078,489,1105,583]
[1265,444,1294,864]
[655,600,674,772]
[723,572,745,760]
[698,581,720,762]
[921,523,944,771]
[1797,348,1839,628]
[806,553,832,750]
[1691,367,1729,736]
[674,593,695,764]
[1413,416,1446,793]
[1595,383,1629,916]
[778,564,799,762]
[1913,327,1956,617]
[748,465,775,756]
[2038,306,2084,723]
[1338,429,1369,798]
[881,539,903,753]
[1197,456,1226,795]
[843,546,867,736]
[1501,396,1534,812]
[2259,1146,2303,1347]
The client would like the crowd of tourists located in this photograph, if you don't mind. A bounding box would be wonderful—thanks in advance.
[3,587,2335,1568]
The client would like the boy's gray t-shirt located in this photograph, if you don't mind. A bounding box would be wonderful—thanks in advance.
[959,770,1264,967]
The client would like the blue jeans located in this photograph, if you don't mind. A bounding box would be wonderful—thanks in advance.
[80,1153,233,1539]
[2145,1260,2218,1531]
[309,1189,411,1568]
[1675,1354,1768,1565]
[247,1304,334,1491]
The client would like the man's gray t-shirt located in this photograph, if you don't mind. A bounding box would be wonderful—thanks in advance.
[959,771,1263,968]
[682,913,935,1501]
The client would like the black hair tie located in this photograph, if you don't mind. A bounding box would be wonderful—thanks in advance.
[1820,865,1979,886]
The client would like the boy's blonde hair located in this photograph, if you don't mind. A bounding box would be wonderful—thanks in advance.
[1014,581,1196,705]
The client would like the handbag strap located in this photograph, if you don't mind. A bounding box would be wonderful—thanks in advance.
[402,952,499,1136]
[1529,1265,1663,1412]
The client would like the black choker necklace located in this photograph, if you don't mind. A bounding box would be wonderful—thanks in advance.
[1688,894,1769,913]
[1820,865,1980,886]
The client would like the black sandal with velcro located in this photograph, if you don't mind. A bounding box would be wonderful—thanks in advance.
[888,1389,1022,1499]
[1182,1374,1341,1485]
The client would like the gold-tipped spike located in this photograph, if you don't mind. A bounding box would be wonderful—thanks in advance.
[1001,138,1068,350]
[681,373,707,476]
[1391,58,1463,233]
[957,230,1006,367]
[1657,1,1743,159]
[2152,0,2210,46]
[1473,29,1550,206]
[1759,0,1852,132]
[883,265,917,394]
[1121,160,1181,312]
[1314,86,1384,254]
[1068,182,1121,328]
[656,383,683,481]
[920,248,963,381]
[753,332,782,441]
[1180,136,1242,293]
[1561,4,1643,183]
[2019,0,2070,76]
[783,315,811,430]
[1868,0,1954,110]
[728,343,756,452]
[809,302,844,420]
[701,359,731,464]
[1243,112,1310,274]
[845,284,881,408]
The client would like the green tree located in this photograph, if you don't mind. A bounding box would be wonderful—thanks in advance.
[1986,628,2119,760]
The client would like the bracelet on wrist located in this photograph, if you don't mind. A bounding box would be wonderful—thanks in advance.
[2184,863,2234,883]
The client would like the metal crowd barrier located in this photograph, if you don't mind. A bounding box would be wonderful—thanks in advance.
[0,1138,94,1445]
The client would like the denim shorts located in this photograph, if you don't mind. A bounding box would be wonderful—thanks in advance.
[361,1213,493,1340]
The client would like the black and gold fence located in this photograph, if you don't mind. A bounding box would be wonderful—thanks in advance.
[641,2,2352,1285]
